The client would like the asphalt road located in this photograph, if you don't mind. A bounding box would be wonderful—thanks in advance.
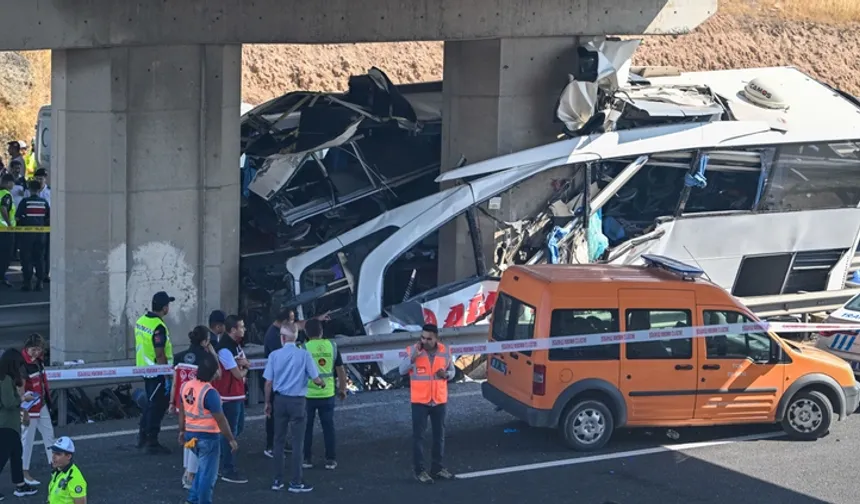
[4,382,856,503]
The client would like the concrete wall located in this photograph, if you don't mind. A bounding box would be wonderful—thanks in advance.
[50,45,241,363]
[1,0,718,50]
[438,37,580,284]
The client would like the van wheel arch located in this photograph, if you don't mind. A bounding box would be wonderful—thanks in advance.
[551,379,627,428]
[776,374,847,421]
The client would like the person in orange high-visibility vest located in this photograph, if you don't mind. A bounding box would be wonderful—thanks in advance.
[399,323,456,484]
[177,352,237,504]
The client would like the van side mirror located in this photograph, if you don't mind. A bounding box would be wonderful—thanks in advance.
[768,338,783,364]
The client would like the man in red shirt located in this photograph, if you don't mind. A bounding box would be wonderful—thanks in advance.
[213,315,249,484]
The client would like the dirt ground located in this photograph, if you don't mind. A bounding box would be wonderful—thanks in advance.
[243,12,860,103]
[2,7,860,147]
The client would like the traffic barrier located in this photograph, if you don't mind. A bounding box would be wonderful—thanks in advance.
[0,226,49,233]
[44,320,860,382]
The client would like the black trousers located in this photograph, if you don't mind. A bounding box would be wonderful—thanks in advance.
[18,233,46,283]
[43,235,50,277]
[411,403,446,474]
[139,377,169,442]
[0,234,13,280]
[0,427,24,485]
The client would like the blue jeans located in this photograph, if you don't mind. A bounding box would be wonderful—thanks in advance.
[186,432,220,504]
[220,401,245,472]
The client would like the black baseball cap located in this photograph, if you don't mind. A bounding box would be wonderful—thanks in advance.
[208,310,226,325]
[34,168,47,177]
[152,291,175,309]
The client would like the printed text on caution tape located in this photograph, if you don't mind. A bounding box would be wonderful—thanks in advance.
[43,320,860,381]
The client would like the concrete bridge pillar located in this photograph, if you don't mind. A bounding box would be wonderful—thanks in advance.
[50,45,241,363]
[438,37,579,285]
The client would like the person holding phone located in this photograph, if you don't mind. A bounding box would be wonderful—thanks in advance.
[399,324,456,484]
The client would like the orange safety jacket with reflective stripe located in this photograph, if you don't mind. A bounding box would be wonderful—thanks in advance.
[406,343,449,405]
[181,379,220,434]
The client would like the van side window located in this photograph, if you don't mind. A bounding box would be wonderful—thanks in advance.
[625,309,692,360]
[549,309,619,361]
[491,293,537,356]
[703,310,771,361]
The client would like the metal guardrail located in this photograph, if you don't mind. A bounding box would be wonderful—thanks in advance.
[0,301,49,329]
[741,288,860,318]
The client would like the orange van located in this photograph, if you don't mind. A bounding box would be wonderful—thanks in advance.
[482,255,860,451]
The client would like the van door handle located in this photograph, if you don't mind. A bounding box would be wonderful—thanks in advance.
[702,364,721,370]
[674,364,694,371]
[509,353,519,360]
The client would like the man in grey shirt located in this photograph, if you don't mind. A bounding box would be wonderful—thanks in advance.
[264,327,324,493]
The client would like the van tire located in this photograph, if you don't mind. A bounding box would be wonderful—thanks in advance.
[560,399,614,451]
[781,390,833,441]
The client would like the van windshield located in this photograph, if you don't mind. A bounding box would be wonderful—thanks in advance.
[491,293,536,355]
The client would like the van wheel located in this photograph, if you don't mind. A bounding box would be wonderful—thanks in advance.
[781,390,833,441]
[560,399,614,451]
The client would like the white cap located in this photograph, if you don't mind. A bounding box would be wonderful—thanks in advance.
[50,436,75,454]
[17,140,27,150]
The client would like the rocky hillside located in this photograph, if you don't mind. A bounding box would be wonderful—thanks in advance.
[2,1,859,148]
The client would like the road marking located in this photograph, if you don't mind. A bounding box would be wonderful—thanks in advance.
[455,431,786,479]
[36,389,482,445]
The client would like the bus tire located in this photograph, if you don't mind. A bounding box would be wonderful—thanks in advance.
[560,399,614,451]
[781,390,833,441]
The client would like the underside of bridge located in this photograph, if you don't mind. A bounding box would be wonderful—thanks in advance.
[39,0,718,362]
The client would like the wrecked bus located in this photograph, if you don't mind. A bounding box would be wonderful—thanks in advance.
[272,64,860,384]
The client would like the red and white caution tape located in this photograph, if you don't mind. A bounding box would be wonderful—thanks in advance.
[43,320,860,382]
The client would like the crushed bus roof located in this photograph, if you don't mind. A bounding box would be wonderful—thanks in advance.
[643,66,860,133]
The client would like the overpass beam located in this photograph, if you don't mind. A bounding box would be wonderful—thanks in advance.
[438,37,578,285]
[50,45,241,363]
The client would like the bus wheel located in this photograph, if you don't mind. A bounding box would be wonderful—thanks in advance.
[781,390,833,441]
[560,399,614,451]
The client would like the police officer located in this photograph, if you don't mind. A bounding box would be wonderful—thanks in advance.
[47,437,87,504]
[0,174,16,288]
[26,168,51,283]
[302,319,347,470]
[16,179,49,292]
[135,291,176,454]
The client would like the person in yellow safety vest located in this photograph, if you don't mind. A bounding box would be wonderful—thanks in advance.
[47,437,87,504]
[302,319,347,471]
[19,140,37,179]
[135,290,176,454]
[399,323,456,484]
[177,351,237,504]
[0,174,16,288]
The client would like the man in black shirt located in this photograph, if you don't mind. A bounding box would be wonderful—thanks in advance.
[208,310,226,345]
[16,180,49,291]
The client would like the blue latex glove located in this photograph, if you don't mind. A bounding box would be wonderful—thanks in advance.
[164,377,173,397]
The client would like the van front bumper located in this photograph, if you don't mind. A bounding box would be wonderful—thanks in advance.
[482,381,555,428]
[844,382,860,416]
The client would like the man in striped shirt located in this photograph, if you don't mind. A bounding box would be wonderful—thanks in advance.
[16,179,48,292]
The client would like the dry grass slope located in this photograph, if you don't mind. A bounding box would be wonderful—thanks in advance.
[723,0,860,22]
[0,0,858,148]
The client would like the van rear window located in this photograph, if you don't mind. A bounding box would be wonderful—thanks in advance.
[625,309,693,360]
[491,293,536,356]
[549,309,620,361]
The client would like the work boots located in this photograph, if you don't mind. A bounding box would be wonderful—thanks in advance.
[137,432,171,454]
